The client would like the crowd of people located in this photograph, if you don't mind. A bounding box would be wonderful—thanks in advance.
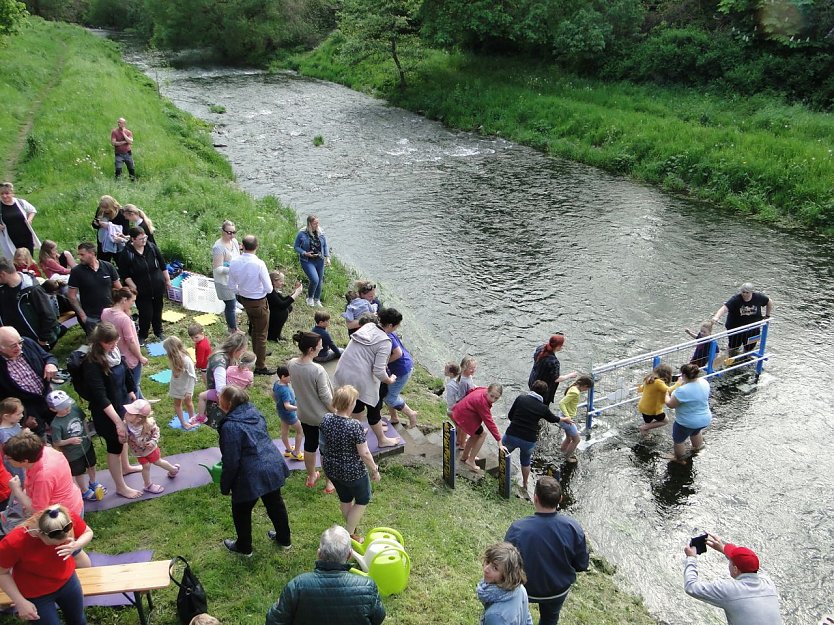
[0,135,783,625]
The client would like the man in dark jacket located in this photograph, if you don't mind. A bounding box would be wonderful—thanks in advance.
[0,327,58,434]
[505,476,589,625]
[265,525,385,625]
[0,258,59,347]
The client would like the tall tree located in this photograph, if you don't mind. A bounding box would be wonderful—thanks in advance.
[0,0,27,40]
[339,0,422,88]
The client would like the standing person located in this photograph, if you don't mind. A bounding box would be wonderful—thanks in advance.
[637,364,675,434]
[712,282,773,357]
[505,477,589,625]
[92,196,129,263]
[452,384,507,474]
[557,376,594,464]
[111,117,136,180]
[287,331,335,493]
[528,335,577,406]
[378,308,419,428]
[0,504,93,625]
[478,542,534,625]
[227,235,271,375]
[47,390,105,502]
[685,320,718,368]
[444,362,461,417]
[163,336,197,430]
[502,381,563,491]
[188,323,211,374]
[101,287,147,399]
[117,227,171,344]
[121,204,155,244]
[665,363,712,464]
[265,525,385,625]
[211,220,240,332]
[194,332,247,425]
[218,386,292,555]
[273,365,303,461]
[333,315,401,449]
[293,215,330,307]
[0,257,59,347]
[0,182,40,258]
[67,242,122,334]
[0,327,58,435]
[267,271,302,342]
[123,399,180,494]
[319,385,381,542]
[683,534,782,624]
[81,322,142,499]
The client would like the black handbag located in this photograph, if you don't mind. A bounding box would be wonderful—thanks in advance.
[169,556,208,625]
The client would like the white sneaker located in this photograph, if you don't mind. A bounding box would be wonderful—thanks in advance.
[314,299,323,307]
[306,297,315,306]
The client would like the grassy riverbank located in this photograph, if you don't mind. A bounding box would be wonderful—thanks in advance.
[0,18,660,624]
[286,37,834,234]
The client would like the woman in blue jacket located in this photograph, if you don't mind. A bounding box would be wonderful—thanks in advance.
[293,215,330,308]
[219,386,291,556]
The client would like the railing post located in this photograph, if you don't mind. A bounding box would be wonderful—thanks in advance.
[756,320,769,375]
[652,356,661,368]
[585,385,595,435]
[705,339,719,374]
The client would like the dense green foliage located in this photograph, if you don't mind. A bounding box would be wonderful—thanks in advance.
[0,0,28,39]
[291,40,834,231]
[0,19,663,625]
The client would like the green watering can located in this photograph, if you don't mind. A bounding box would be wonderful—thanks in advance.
[199,461,223,484]
[350,527,411,597]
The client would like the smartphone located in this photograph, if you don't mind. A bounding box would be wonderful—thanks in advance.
[690,532,708,554]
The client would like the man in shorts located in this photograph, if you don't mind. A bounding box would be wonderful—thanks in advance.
[713,282,773,356]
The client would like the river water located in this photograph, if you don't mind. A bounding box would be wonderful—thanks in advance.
[130,56,832,624]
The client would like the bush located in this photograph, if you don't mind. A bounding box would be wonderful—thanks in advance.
[85,0,142,29]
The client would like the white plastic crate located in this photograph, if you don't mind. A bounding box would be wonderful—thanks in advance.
[181,274,226,314]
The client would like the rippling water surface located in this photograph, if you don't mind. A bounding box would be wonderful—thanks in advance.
[129,56,833,624]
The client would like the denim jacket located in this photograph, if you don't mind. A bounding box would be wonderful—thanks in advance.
[293,229,329,262]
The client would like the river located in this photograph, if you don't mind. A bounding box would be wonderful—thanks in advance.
[127,54,833,625]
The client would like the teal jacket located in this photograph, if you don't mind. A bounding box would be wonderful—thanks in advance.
[265,561,385,625]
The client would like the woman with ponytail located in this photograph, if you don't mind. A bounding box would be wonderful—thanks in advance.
[527,334,577,405]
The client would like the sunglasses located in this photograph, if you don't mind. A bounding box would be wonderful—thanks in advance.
[224,230,236,235]
[43,522,73,539]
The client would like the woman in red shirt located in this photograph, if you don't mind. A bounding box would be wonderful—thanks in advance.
[0,504,93,624]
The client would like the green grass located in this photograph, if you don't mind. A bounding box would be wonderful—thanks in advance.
[285,38,834,233]
[0,18,659,625]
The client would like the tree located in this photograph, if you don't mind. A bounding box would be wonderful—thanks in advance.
[0,0,28,40]
[339,0,422,88]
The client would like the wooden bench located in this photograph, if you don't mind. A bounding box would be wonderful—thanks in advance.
[0,560,171,625]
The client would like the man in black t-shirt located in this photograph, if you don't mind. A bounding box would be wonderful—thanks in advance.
[67,242,122,334]
[713,282,773,355]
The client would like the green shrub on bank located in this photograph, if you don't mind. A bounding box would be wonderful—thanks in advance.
[289,38,834,233]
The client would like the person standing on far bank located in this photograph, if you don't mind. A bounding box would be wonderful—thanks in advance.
[683,534,782,625]
[293,215,330,307]
[228,235,271,376]
[504,477,589,625]
[111,118,136,181]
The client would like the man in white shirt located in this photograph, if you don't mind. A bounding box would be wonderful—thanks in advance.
[683,534,782,625]
[227,235,271,375]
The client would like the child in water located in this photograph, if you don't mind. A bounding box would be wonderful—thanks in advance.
[685,320,717,369]
[558,375,594,463]
[123,399,180,494]
[637,364,677,434]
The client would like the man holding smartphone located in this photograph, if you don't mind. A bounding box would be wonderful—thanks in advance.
[683,534,782,624]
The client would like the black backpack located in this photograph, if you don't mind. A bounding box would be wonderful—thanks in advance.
[66,346,91,402]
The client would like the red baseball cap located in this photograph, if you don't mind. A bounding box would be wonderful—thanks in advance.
[724,543,759,573]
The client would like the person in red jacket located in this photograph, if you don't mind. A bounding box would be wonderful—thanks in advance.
[0,504,94,624]
[452,384,508,474]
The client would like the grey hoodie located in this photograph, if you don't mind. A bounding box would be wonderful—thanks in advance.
[333,323,392,406]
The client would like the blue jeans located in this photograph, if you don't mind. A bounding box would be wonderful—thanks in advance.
[223,298,237,331]
[502,433,536,467]
[383,369,412,410]
[534,592,568,625]
[300,258,325,300]
[30,573,86,625]
[131,363,144,399]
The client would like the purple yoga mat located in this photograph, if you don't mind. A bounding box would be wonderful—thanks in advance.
[84,551,154,607]
[83,419,403,512]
